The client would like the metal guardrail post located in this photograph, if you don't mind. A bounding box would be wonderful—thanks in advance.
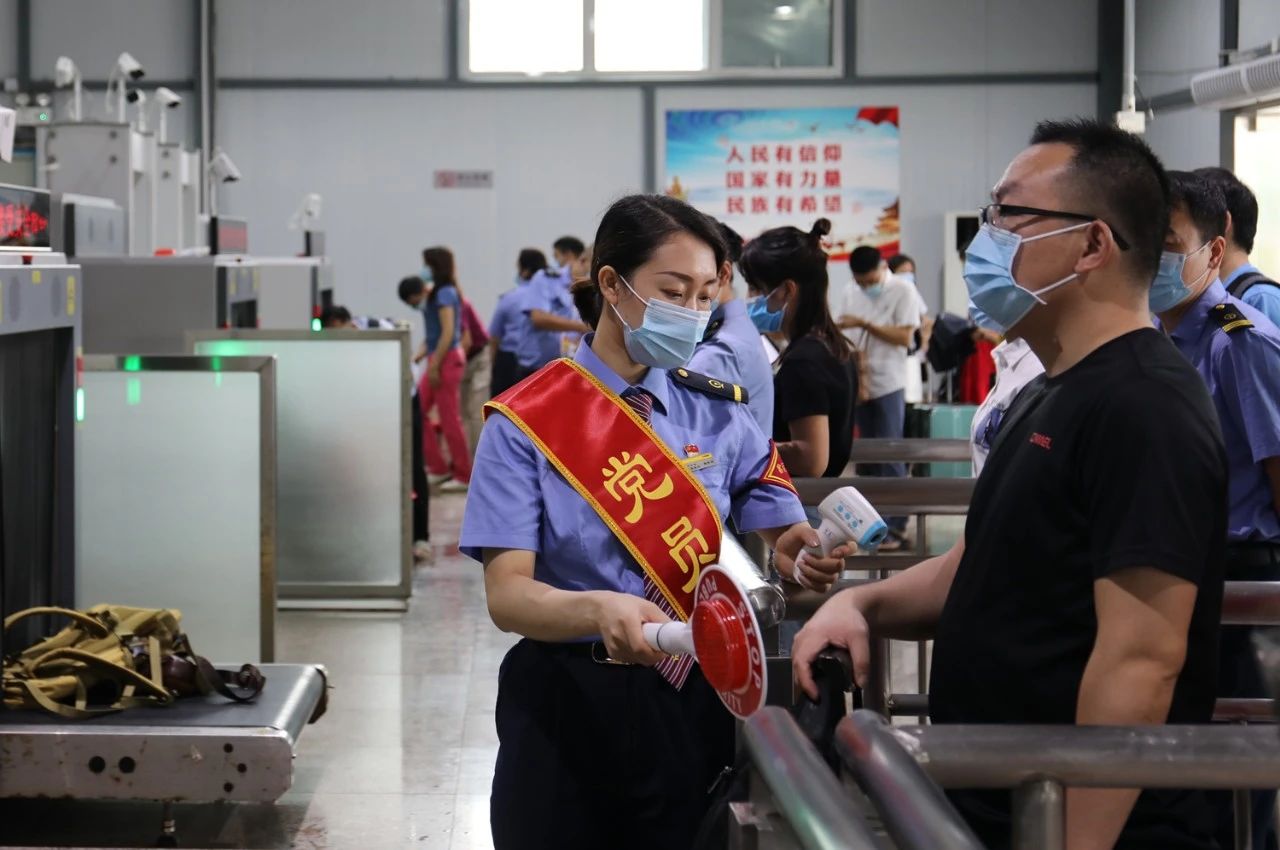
[741,708,880,850]
[1013,779,1065,850]
[1234,788,1252,850]
[836,712,986,850]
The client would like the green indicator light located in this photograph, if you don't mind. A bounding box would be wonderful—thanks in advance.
[123,355,141,372]
[75,387,85,422]
[126,378,142,406]
[38,112,49,121]
[311,318,322,332]
[210,355,223,372]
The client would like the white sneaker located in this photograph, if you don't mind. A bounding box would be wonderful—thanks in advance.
[427,472,452,486]
[413,540,433,563]
[439,478,470,493]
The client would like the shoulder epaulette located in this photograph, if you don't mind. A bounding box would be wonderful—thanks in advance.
[1210,303,1253,334]
[670,367,748,403]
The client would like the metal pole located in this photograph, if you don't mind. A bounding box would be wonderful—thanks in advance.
[863,634,889,715]
[1013,779,1065,850]
[916,640,929,724]
[199,0,213,215]
[1234,788,1253,850]
[1121,0,1136,112]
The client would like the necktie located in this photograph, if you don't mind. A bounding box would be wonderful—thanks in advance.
[620,387,694,690]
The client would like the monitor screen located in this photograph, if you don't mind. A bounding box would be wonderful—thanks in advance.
[0,183,52,251]
[230,299,258,328]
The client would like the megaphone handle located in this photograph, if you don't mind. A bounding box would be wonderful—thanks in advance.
[642,622,696,658]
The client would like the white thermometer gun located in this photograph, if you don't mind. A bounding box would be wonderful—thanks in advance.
[808,486,888,556]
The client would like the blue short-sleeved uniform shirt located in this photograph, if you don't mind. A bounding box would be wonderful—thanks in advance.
[1168,280,1280,542]
[688,299,775,434]
[489,285,529,355]
[1224,263,1280,329]
[515,268,578,370]
[423,285,462,351]
[460,335,807,599]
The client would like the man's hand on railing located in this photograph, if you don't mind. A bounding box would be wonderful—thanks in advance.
[792,590,873,700]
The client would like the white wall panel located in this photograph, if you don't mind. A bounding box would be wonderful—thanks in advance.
[856,0,1096,76]
[1136,0,1219,98]
[217,88,642,330]
[657,83,1096,313]
[217,0,447,79]
[1239,0,1280,50]
[1145,107,1221,171]
[0,0,17,80]
[31,0,194,83]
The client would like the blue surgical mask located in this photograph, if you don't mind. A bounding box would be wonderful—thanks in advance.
[1148,242,1211,313]
[898,271,916,284]
[968,302,1002,333]
[747,292,785,333]
[864,283,884,299]
[420,266,434,284]
[963,222,1088,334]
[611,275,710,370]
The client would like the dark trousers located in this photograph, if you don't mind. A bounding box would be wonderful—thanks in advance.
[490,639,734,850]
[854,388,908,533]
[1215,545,1280,850]
[490,350,521,398]
[410,395,429,542]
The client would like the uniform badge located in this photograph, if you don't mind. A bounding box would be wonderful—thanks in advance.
[684,444,699,457]
[759,441,798,494]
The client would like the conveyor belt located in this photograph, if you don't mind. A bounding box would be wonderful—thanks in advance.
[0,663,326,803]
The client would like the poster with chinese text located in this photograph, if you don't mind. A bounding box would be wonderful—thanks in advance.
[663,107,900,260]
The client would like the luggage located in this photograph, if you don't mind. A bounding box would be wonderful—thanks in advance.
[3,604,265,719]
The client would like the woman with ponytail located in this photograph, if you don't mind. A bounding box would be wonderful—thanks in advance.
[740,218,858,478]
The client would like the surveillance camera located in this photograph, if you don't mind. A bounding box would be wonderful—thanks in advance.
[116,52,145,80]
[155,87,182,109]
[209,148,242,183]
[54,56,79,88]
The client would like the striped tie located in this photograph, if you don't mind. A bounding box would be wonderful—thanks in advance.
[621,387,695,690]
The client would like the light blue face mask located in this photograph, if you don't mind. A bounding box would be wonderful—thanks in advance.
[963,221,1088,334]
[747,291,785,333]
[968,302,1002,333]
[420,266,434,284]
[611,274,710,370]
[864,283,884,299]
[1148,242,1211,313]
[898,271,916,284]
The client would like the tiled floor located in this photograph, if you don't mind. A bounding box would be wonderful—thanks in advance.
[2,497,951,849]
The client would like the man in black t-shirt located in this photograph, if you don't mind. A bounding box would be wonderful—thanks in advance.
[794,119,1227,850]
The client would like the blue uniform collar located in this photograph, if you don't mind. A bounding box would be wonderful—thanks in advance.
[573,333,671,414]
[1170,279,1229,346]
[1224,263,1260,288]
[718,299,746,321]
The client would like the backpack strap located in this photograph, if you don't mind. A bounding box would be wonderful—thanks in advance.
[1228,271,1279,300]
[3,607,111,638]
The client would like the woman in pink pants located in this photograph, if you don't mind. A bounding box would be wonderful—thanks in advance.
[401,246,472,491]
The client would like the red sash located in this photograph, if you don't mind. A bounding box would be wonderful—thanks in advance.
[484,359,722,620]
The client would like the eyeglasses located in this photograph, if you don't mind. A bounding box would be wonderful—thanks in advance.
[979,203,1130,251]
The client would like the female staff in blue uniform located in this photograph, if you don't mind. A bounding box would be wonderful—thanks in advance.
[460,195,848,850]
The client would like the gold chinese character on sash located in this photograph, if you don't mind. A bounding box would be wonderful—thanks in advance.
[602,451,674,523]
[663,516,717,593]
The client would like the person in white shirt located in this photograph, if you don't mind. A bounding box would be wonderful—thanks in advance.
[888,253,933,402]
[969,333,1045,475]
[839,246,921,542]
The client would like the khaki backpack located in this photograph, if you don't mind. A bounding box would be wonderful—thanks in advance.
[3,604,264,719]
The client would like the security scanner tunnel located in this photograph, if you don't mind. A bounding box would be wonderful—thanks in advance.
[0,244,328,835]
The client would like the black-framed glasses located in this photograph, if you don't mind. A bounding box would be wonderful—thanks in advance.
[979,203,1131,251]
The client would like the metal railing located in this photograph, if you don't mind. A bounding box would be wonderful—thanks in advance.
[847,438,973,465]
[890,719,1280,850]
[835,711,985,850]
[737,707,880,850]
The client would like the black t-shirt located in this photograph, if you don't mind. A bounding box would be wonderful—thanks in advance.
[930,329,1227,850]
[772,335,857,478]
